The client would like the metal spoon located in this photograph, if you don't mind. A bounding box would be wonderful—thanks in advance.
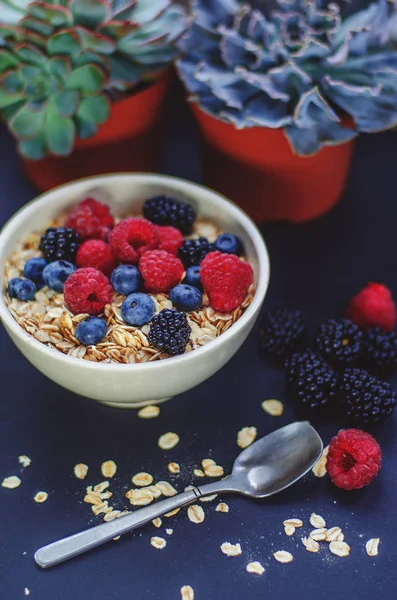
[35,421,322,569]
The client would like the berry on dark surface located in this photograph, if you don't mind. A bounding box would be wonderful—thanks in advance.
[148,308,191,355]
[170,284,202,312]
[260,308,307,360]
[143,195,196,234]
[156,225,184,255]
[285,350,339,409]
[121,293,155,326]
[39,227,80,263]
[178,237,214,269]
[66,198,114,241]
[339,367,396,424]
[315,318,362,367]
[363,327,397,372]
[139,250,184,293]
[345,282,396,332]
[200,251,253,312]
[214,233,242,255]
[75,316,107,346]
[109,218,159,264]
[64,267,114,315]
[184,265,202,290]
[23,257,47,289]
[326,429,382,490]
[111,265,141,296]
[76,240,116,275]
[8,278,36,301]
[42,260,76,292]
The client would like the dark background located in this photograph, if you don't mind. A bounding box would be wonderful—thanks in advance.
[0,84,396,599]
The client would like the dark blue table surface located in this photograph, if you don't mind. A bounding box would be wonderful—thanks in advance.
[1,88,397,600]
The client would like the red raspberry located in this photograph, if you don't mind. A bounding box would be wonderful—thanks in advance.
[155,225,184,255]
[201,251,253,312]
[76,240,116,275]
[64,267,113,315]
[109,218,159,264]
[66,198,114,241]
[345,282,396,332]
[139,250,184,293]
[326,429,381,490]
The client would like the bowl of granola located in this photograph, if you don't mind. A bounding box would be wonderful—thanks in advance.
[0,174,270,408]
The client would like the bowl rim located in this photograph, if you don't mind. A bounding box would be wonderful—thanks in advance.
[0,173,270,372]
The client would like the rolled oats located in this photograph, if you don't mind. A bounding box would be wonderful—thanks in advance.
[101,460,117,478]
[166,528,173,535]
[152,518,162,528]
[237,426,257,449]
[302,537,320,553]
[283,518,303,528]
[104,510,121,522]
[216,502,229,513]
[204,464,224,477]
[94,481,110,493]
[181,585,194,600]
[193,469,205,477]
[137,405,160,419]
[84,493,104,506]
[284,525,295,536]
[261,399,284,416]
[310,513,326,529]
[150,536,166,550]
[18,456,31,468]
[74,463,88,480]
[132,472,153,487]
[24,588,30,596]
[158,432,180,450]
[164,508,181,518]
[2,476,21,489]
[187,505,205,524]
[155,481,177,497]
[199,494,217,503]
[329,541,350,557]
[310,528,327,541]
[220,542,242,557]
[126,488,154,506]
[34,491,48,503]
[273,550,293,563]
[168,462,180,474]
[246,561,265,575]
[365,538,380,557]
[147,485,162,499]
[325,527,342,542]
[312,446,329,478]
[201,459,215,469]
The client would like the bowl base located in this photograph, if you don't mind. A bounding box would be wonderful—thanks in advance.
[95,396,172,410]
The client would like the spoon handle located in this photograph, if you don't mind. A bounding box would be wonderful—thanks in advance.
[35,488,202,568]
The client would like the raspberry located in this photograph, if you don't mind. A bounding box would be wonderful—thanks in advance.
[64,267,114,315]
[155,226,184,255]
[260,308,307,360]
[200,251,253,312]
[345,282,396,332]
[66,198,114,241]
[326,429,381,490]
[76,240,116,275]
[109,218,159,264]
[139,250,184,293]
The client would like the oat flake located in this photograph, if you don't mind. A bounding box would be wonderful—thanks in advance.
[193,469,205,477]
[132,472,153,487]
[221,542,242,557]
[237,426,257,449]
[126,488,154,506]
[246,561,265,575]
[329,541,350,557]
[156,481,177,497]
[166,528,173,535]
[24,588,30,596]
[164,508,180,518]
[283,518,303,528]
[310,528,327,541]
[2,476,21,489]
[201,458,215,468]
[158,432,180,450]
[302,537,320,553]
[366,538,380,557]
[152,518,162,528]
[312,446,329,478]
[104,510,121,522]
[150,536,166,550]
[74,463,88,480]
[168,462,180,474]
[94,481,109,493]
[101,460,117,478]
[187,505,205,524]
[216,502,229,513]
[284,525,295,536]
[261,399,284,416]
[34,491,48,503]
[273,550,293,563]
[181,585,194,600]
[310,513,326,529]
[18,456,31,468]
[138,405,160,419]
[200,494,218,503]
[204,464,224,477]
[325,527,342,542]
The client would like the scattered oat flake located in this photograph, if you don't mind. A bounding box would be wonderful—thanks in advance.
[113,536,120,541]
[150,536,166,550]
[168,462,180,474]
[181,585,194,600]
[310,513,326,529]
[325,527,342,542]
[237,426,257,449]
[310,528,327,541]
[221,542,242,557]
[193,469,205,477]
[283,518,303,528]
[216,502,229,513]
[200,494,217,503]
[302,536,320,553]
[94,481,109,493]
[2,476,21,489]
[74,463,88,480]
[284,525,295,536]
[18,456,31,468]
[164,508,180,518]
[366,538,380,557]
[273,550,293,563]
[188,504,205,524]
[262,399,284,416]
[204,464,224,477]
[166,528,173,535]
[201,458,215,468]
[101,460,117,478]
[24,588,30,596]
[158,432,179,450]
[246,561,265,575]
[138,405,160,419]
[104,510,121,522]
[329,541,350,557]
[152,518,162,528]
[127,488,154,506]
[156,481,177,497]
[34,491,48,503]
[132,472,153,487]
[312,446,329,478]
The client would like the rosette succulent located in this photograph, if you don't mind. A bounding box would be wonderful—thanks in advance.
[0,1,187,158]
[177,0,397,155]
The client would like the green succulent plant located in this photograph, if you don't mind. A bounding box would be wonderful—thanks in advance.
[0,1,187,159]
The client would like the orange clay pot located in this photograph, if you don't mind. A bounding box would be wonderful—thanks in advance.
[22,76,169,192]
[192,105,355,223]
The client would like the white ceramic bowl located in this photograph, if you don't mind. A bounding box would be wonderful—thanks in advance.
[0,174,270,408]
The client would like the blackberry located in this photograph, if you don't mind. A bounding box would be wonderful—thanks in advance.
[315,318,362,367]
[148,308,191,355]
[178,237,214,268]
[363,327,397,372]
[340,367,396,423]
[285,350,339,409]
[260,308,307,360]
[39,227,80,263]
[143,196,196,234]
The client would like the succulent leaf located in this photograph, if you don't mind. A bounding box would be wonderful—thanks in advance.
[44,101,74,154]
[177,0,397,155]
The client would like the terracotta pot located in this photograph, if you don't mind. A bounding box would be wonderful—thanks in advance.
[22,77,169,191]
[192,105,355,223]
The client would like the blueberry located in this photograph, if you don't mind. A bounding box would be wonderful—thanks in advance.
[121,293,155,326]
[215,233,242,255]
[75,316,107,346]
[23,257,47,289]
[8,278,36,301]
[42,260,76,292]
[184,265,202,290]
[170,284,202,312]
[111,265,141,296]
